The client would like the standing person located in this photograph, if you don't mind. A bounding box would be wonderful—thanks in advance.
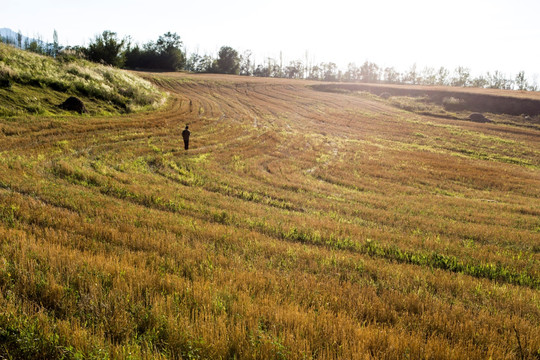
[182,125,191,150]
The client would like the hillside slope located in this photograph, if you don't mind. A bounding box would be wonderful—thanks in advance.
[0,42,166,116]
[313,82,540,116]
[0,72,539,359]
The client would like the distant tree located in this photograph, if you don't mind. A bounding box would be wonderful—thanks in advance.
[383,67,400,84]
[216,46,240,74]
[124,43,144,69]
[185,53,202,72]
[285,60,304,79]
[344,63,360,82]
[184,52,216,73]
[1,33,14,45]
[154,32,185,70]
[86,31,125,67]
[307,64,322,80]
[200,55,217,73]
[27,40,41,54]
[279,52,284,78]
[471,75,488,88]
[253,64,271,77]
[360,61,379,83]
[436,67,449,86]
[420,67,437,85]
[124,32,185,71]
[239,50,253,76]
[17,30,22,49]
[403,64,418,84]
[252,58,281,78]
[322,62,338,81]
[269,59,282,77]
[155,32,181,52]
[451,66,471,87]
[486,71,512,89]
[52,29,60,58]
[302,51,310,79]
[515,71,528,91]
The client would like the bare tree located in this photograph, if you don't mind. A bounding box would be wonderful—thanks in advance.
[471,75,488,88]
[360,61,379,83]
[486,71,512,89]
[383,67,400,84]
[344,63,360,82]
[451,66,471,87]
[403,64,418,84]
[436,67,449,86]
[420,67,437,85]
[285,60,304,79]
[239,50,253,76]
[308,64,322,80]
[322,62,338,81]
[514,71,528,91]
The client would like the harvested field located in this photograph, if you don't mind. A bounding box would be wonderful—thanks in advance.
[0,72,539,359]
[313,82,540,115]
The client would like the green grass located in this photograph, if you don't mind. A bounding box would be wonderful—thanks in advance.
[0,43,167,116]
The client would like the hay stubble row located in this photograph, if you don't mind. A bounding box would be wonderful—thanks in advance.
[0,72,539,359]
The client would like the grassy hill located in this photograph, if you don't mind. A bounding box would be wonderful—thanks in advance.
[0,42,167,116]
[0,69,539,359]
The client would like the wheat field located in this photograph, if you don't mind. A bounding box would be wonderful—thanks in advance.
[0,72,539,359]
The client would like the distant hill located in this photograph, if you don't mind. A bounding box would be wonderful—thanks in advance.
[0,28,40,47]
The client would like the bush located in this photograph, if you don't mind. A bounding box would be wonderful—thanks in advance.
[442,96,465,111]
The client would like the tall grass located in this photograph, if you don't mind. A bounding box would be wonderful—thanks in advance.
[0,42,167,115]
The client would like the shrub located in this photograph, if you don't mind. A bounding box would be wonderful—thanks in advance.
[442,96,465,111]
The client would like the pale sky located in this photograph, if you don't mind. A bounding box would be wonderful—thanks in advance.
[2,0,539,79]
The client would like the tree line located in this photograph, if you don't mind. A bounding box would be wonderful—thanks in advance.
[1,29,537,91]
[1,29,61,58]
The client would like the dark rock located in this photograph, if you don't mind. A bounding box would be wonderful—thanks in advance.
[468,113,491,123]
[59,96,87,114]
